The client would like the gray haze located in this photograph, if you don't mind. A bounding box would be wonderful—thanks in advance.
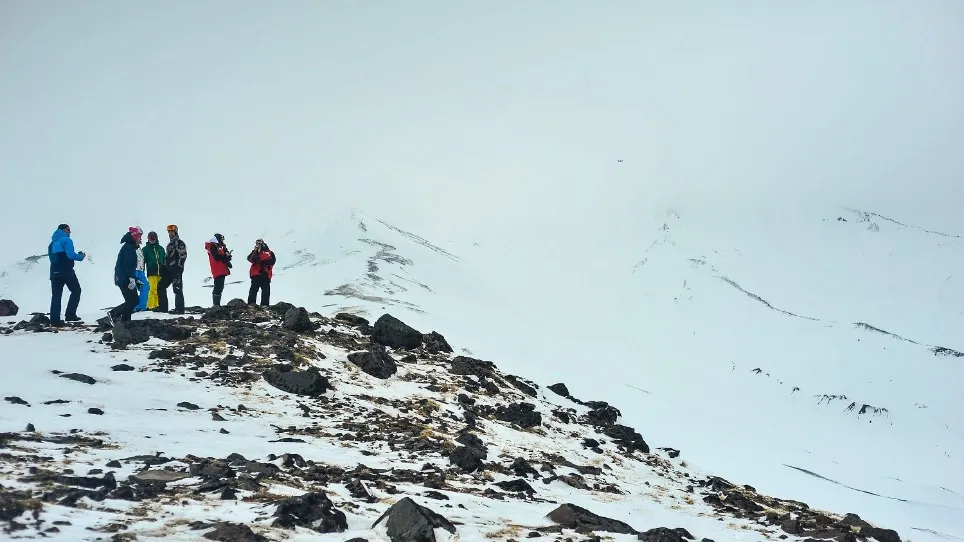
[2,1,963,254]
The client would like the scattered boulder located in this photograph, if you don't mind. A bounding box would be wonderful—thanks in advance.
[372,497,456,542]
[658,447,680,459]
[111,364,134,372]
[585,403,621,426]
[347,346,398,379]
[547,503,638,534]
[203,522,268,542]
[88,407,104,415]
[495,402,542,428]
[372,314,422,349]
[449,445,487,473]
[60,373,97,385]
[111,320,193,347]
[262,365,333,396]
[0,299,19,317]
[450,356,496,378]
[510,457,540,478]
[132,470,192,484]
[495,479,536,494]
[638,527,694,541]
[282,307,315,332]
[272,491,347,533]
[423,331,453,354]
[335,313,369,327]
[177,402,201,410]
[603,424,649,453]
[505,375,538,397]
[4,396,29,406]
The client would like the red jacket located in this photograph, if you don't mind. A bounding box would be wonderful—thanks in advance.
[205,242,231,278]
[248,248,276,279]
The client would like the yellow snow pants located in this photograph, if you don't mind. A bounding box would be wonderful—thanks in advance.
[147,275,161,310]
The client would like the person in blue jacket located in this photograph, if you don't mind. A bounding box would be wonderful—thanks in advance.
[107,226,143,324]
[48,223,87,326]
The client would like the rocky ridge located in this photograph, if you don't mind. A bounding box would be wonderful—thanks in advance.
[0,302,904,542]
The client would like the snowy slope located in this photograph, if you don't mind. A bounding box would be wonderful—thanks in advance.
[0,306,910,542]
[2,205,963,541]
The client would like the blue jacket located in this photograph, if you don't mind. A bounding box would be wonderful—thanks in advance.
[48,228,84,279]
[114,232,138,286]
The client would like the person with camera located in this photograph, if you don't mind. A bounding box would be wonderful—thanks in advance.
[247,238,276,306]
[204,233,232,306]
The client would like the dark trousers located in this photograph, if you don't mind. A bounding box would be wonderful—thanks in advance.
[109,285,140,322]
[50,274,81,322]
[157,270,184,312]
[248,275,270,305]
[212,275,225,306]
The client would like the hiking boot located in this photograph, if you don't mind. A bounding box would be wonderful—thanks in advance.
[51,320,66,328]
[64,315,82,322]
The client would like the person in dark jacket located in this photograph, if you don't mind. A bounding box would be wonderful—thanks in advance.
[157,224,187,314]
[107,227,143,324]
[204,233,232,306]
[48,223,87,326]
[247,238,276,306]
[141,231,164,310]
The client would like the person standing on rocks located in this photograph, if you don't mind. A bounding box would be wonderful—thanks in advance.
[247,238,276,306]
[108,226,143,324]
[204,233,232,307]
[141,231,163,311]
[133,235,149,312]
[48,223,86,326]
[157,224,187,314]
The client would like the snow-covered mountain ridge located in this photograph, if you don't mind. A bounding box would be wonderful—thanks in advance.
[0,304,908,542]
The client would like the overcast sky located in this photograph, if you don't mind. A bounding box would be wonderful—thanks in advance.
[2,0,962,254]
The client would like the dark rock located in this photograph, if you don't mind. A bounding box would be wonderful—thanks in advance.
[272,492,346,533]
[0,493,27,521]
[638,527,694,541]
[5,396,29,406]
[203,522,268,542]
[495,479,536,494]
[372,314,423,349]
[780,519,802,535]
[346,478,376,503]
[449,445,487,473]
[505,375,538,397]
[335,312,369,327]
[106,460,122,468]
[547,503,638,534]
[111,364,135,371]
[282,307,315,333]
[423,490,449,501]
[112,320,193,346]
[220,487,238,500]
[510,457,540,478]
[423,331,453,354]
[102,333,113,342]
[348,346,398,379]
[602,424,649,453]
[0,299,19,316]
[25,423,35,432]
[495,402,542,429]
[60,373,97,385]
[585,404,621,426]
[658,447,680,459]
[450,355,495,377]
[190,459,234,480]
[372,497,456,542]
[88,408,104,415]
[148,349,176,360]
[177,402,201,410]
[262,365,333,396]
[455,432,486,450]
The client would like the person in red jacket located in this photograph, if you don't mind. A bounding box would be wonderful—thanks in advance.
[247,238,276,306]
[204,233,232,306]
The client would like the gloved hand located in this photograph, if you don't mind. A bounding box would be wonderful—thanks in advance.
[128,278,136,291]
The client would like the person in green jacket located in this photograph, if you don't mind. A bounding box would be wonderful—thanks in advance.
[142,231,165,310]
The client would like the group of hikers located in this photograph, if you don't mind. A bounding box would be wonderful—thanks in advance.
[47,223,277,326]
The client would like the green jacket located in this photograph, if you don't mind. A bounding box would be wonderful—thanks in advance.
[142,242,165,276]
